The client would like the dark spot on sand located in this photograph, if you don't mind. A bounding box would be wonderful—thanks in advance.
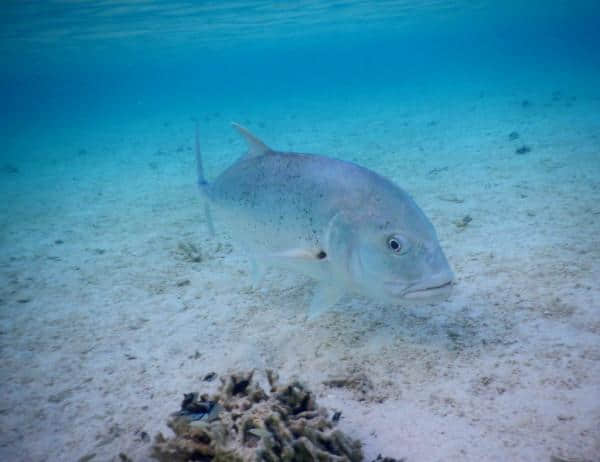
[428,166,448,175]
[516,145,532,155]
[454,215,472,229]
[480,376,493,386]
[521,99,532,107]
[203,372,216,382]
[372,455,405,462]
[508,131,520,141]
[138,431,150,443]
[317,250,327,259]
[54,239,64,245]
[177,242,202,263]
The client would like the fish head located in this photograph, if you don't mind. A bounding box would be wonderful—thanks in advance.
[328,192,454,304]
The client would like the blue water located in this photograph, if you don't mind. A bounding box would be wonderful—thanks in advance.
[2,1,599,139]
[1,2,600,461]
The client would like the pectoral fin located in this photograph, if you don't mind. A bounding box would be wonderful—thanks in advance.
[308,282,344,319]
[269,248,327,260]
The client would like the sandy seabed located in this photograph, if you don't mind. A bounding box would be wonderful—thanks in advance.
[1,85,599,461]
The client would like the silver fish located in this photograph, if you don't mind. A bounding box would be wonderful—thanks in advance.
[196,123,454,317]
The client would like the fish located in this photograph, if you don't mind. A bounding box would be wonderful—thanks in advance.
[196,123,454,318]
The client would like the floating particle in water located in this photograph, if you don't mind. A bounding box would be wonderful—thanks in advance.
[1,164,19,174]
[516,145,532,155]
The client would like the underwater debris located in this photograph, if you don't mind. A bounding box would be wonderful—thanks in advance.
[372,456,405,462]
[176,242,202,263]
[136,430,151,443]
[515,145,532,155]
[152,370,363,462]
[508,131,520,141]
[454,215,472,230]
[437,194,464,204]
[203,372,217,382]
[323,373,374,402]
[177,392,221,422]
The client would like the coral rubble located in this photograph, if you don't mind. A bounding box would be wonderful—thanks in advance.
[152,370,363,461]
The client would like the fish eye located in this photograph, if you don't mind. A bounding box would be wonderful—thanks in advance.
[387,235,408,255]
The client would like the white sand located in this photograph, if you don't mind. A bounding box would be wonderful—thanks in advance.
[1,82,599,461]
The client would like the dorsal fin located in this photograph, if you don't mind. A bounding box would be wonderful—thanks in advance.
[231,122,272,158]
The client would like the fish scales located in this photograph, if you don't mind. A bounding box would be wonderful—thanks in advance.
[196,123,454,317]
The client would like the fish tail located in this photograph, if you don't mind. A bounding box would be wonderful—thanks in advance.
[195,122,215,236]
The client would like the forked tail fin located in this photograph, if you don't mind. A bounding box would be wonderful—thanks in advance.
[195,122,215,236]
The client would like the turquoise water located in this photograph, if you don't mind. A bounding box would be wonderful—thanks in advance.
[2,1,599,136]
[1,2,600,461]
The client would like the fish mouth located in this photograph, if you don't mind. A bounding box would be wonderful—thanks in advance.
[402,280,453,299]
[384,278,453,300]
